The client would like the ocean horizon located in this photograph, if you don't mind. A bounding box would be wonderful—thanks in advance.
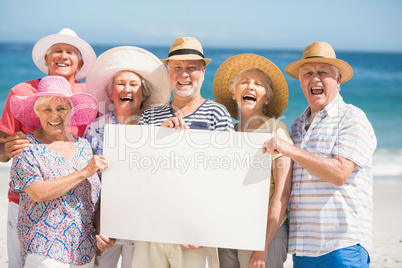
[1,42,401,180]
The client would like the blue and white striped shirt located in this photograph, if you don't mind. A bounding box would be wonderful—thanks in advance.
[288,94,377,257]
[139,99,234,131]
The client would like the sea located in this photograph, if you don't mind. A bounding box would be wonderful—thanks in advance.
[0,43,401,182]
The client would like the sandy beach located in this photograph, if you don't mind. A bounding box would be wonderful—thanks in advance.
[0,162,401,268]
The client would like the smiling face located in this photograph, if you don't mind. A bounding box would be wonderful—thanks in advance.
[232,69,271,117]
[45,43,83,80]
[35,96,72,138]
[299,62,341,114]
[167,60,206,99]
[110,71,145,117]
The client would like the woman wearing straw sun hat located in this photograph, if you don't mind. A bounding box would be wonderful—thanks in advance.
[82,46,170,268]
[213,54,293,268]
[0,28,96,268]
[9,75,108,267]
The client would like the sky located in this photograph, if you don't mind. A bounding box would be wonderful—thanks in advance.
[0,0,401,53]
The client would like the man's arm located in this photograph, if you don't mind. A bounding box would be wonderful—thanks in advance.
[263,137,356,186]
[0,131,29,162]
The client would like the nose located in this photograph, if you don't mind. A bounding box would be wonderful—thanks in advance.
[247,81,256,90]
[122,84,131,92]
[59,50,68,59]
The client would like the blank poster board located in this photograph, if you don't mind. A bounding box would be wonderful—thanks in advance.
[101,125,272,251]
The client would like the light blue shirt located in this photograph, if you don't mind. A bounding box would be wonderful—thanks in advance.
[288,94,377,257]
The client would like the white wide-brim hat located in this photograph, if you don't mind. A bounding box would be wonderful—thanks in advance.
[32,28,96,80]
[86,46,171,114]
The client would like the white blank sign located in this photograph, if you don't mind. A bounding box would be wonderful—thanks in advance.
[101,125,271,251]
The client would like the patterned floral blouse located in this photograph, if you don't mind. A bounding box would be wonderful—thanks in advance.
[11,132,101,265]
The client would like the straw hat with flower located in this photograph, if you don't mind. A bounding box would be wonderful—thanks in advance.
[213,54,289,120]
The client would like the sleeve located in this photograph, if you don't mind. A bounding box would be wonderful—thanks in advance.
[138,109,149,126]
[213,104,235,132]
[0,89,22,135]
[333,108,377,168]
[10,147,42,193]
[82,124,99,154]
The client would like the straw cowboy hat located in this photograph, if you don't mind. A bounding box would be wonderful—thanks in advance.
[213,54,289,120]
[32,28,96,80]
[86,46,171,114]
[285,42,353,83]
[161,37,211,65]
[10,76,98,128]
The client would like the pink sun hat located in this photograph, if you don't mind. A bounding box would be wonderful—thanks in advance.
[10,76,98,128]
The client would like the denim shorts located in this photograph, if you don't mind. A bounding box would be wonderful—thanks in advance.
[293,244,370,268]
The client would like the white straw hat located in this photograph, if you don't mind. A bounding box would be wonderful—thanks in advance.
[86,46,171,114]
[32,28,96,80]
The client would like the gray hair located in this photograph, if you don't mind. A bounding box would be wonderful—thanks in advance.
[229,68,274,98]
[33,95,74,125]
[105,70,152,110]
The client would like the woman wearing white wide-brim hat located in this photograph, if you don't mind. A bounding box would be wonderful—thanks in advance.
[82,46,170,268]
[0,28,96,268]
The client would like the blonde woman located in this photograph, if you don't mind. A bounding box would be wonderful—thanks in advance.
[213,54,293,268]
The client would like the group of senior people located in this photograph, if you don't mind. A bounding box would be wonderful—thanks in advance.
[0,27,376,268]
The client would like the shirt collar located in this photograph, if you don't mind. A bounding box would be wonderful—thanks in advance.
[301,93,344,121]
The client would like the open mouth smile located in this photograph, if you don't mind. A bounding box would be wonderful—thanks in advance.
[56,63,69,68]
[178,81,191,86]
[242,94,257,102]
[48,121,62,126]
[311,87,324,95]
[120,96,133,102]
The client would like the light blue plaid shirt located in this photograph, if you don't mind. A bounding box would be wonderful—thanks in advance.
[288,94,377,257]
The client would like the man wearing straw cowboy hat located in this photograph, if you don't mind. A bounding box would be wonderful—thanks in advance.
[0,28,96,268]
[135,37,233,268]
[262,42,376,267]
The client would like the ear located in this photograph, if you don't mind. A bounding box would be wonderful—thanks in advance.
[77,60,84,73]
[232,92,236,100]
[337,72,342,84]
[265,96,270,105]
[44,54,49,67]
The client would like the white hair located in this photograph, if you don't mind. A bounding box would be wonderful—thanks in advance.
[34,96,74,125]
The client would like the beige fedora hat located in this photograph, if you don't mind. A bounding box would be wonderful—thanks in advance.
[213,54,288,120]
[32,28,96,80]
[285,42,353,83]
[86,46,171,114]
[161,37,211,65]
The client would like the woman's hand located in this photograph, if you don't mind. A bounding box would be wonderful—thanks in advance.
[84,155,109,177]
[96,234,115,251]
[160,116,189,129]
[248,250,267,268]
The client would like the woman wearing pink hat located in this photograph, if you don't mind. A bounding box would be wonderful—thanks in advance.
[0,28,96,268]
[10,76,108,267]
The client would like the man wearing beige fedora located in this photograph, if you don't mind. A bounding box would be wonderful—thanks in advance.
[262,42,376,267]
[135,37,234,268]
[0,28,96,268]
